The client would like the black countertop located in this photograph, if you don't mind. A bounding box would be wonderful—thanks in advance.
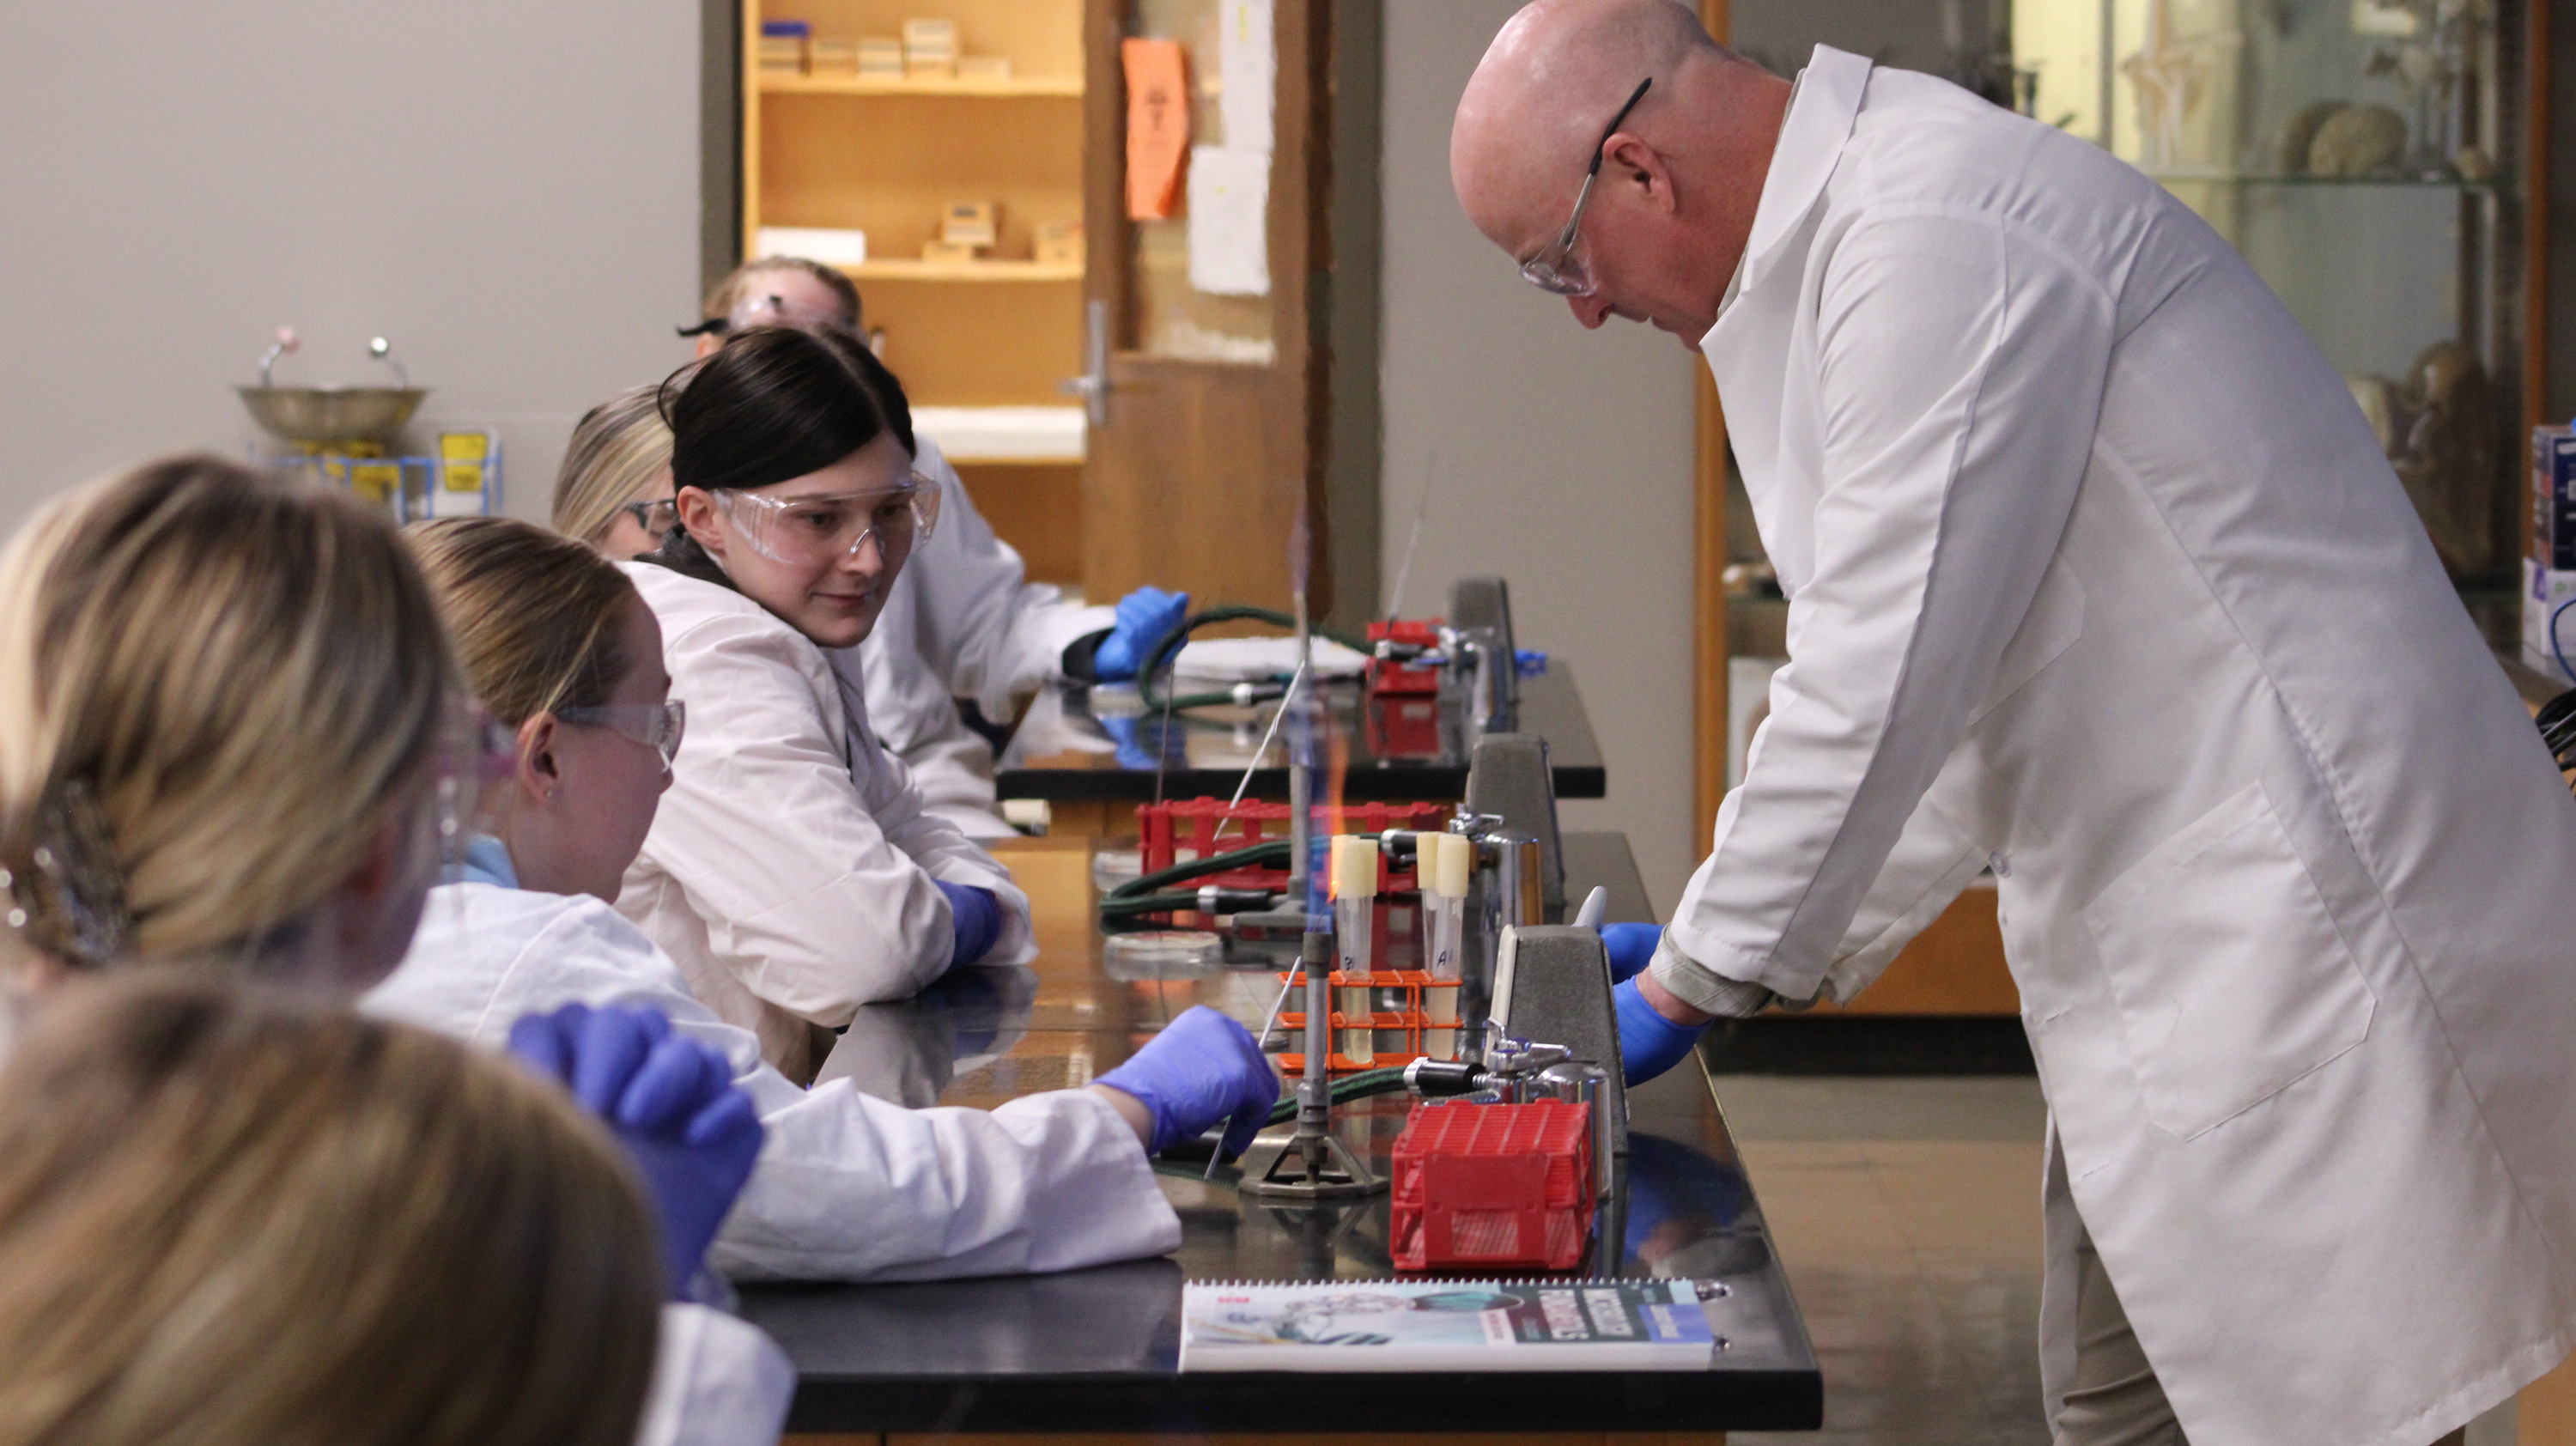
[993,661,1607,803]
[737,835,1821,1436]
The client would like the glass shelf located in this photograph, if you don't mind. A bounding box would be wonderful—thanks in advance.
[2008,0,2529,591]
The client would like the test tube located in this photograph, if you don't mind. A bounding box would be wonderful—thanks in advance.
[1421,832,1468,1059]
[1329,835,1378,1066]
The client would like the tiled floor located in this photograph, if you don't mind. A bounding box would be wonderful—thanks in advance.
[1715,1076,2053,1446]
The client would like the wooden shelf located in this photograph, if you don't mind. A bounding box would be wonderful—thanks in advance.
[842,258,1083,283]
[758,72,1082,98]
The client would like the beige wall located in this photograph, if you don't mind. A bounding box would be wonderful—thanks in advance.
[0,0,702,524]
[1378,1,1702,913]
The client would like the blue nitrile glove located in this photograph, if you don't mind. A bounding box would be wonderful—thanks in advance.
[507,1003,766,1294]
[1616,975,1713,1086]
[1091,586,1191,682]
[1092,1005,1280,1157]
[1097,714,1163,770]
[1599,923,1662,984]
[935,879,1003,967]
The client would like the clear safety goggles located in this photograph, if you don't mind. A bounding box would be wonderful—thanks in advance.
[1517,76,1652,298]
[713,472,942,568]
[556,699,687,774]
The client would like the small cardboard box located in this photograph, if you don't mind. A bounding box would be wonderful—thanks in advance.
[858,36,905,76]
[921,238,982,264]
[940,201,999,247]
[2524,558,2576,684]
[2535,426,2576,572]
[1035,221,1084,267]
[757,35,808,74]
[810,36,859,74]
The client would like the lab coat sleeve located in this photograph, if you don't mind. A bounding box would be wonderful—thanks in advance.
[647,611,981,1023]
[635,1304,793,1446]
[380,891,1177,1283]
[1661,213,2111,1008]
[909,441,1115,718]
[849,726,1037,971]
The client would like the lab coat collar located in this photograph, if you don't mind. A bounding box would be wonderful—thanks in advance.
[1701,44,1871,341]
[448,834,519,890]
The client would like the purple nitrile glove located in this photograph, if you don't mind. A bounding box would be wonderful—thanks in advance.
[1615,975,1712,1086]
[935,880,1003,967]
[1092,1005,1280,1157]
[1091,586,1190,682]
[507,1003,765,1295]
[1600,922,1662,984]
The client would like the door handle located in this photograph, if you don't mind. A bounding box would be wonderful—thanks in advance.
[1059,298,1110,427]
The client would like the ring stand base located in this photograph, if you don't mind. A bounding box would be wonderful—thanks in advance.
[1241,1132,1386,1200]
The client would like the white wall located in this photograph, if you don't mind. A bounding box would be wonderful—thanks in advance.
[0,0,702,525]
[1379,1,1702,913]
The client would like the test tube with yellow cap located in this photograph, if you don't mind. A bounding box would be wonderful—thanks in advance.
[1328,835,1377,1066]
[1420,832,1468,1058]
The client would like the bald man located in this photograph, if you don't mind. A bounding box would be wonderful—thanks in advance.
[1455,5,2576,1446]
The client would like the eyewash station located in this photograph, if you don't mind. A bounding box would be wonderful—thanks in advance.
[738,575,1823,1442]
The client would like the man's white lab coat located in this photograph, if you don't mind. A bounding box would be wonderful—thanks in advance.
[1669,46,2576,1446]
[369,881,1179,1281]
[620,563,1037,1081]
[846,440,1111,837]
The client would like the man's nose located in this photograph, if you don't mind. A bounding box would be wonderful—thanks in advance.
[1567,293,1613,330]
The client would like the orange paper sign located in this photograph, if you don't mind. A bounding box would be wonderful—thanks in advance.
[1123,38,1190,221]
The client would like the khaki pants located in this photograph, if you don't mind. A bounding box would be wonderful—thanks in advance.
[2054,1226,2469,1446]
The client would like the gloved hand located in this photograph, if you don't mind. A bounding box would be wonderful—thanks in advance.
[1599,922,1662,984]
[1615,975,1713,1086]
[1091,586,1190,682]
[1092,1005,1280,1157]
[935,879,1003,967]
[1097,714,1163,771]
[508,1003,766,1294]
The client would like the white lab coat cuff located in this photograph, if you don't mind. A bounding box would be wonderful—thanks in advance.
[1649,935,1781,1018]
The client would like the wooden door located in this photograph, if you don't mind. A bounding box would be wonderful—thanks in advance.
[1078,0,1334,617]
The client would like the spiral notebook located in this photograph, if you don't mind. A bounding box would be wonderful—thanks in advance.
[1179,1278,1718,1372]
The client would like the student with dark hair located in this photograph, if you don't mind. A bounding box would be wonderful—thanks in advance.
[618,327,1040,1078]
[667,258,1183,841]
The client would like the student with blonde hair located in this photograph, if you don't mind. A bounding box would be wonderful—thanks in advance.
[0,456,787,1444]
[555,384,676,557]
[374,513,1276,1279]
[0,973,662,1446]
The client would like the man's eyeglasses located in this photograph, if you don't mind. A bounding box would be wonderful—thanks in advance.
[1518,77,1654,298]
[620,498,677,544]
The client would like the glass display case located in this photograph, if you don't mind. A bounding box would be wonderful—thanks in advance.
[2012,0,2531,604]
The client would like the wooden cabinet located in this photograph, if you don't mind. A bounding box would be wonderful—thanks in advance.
[742,0,1089,583]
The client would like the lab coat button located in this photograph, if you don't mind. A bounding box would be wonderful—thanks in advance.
[1989,852,2011,878]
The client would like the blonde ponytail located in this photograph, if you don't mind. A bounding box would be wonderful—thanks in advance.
[0,456,457,967]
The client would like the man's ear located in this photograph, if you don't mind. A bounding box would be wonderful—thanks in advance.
[674,486,725,559]
[1604,135,1679,215]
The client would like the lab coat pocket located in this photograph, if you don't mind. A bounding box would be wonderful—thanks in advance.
[2081,781,2376,1140]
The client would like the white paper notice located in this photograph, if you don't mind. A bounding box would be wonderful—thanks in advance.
[1188,145,1270,296]
[1218,0,1274,155]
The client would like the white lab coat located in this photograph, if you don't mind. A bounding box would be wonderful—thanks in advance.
[843,439,1113,837]
[368,881,1181,1281]
[639,1304,793,1446]
[1668,47,2576,1446]
[621,562,1038,1081]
